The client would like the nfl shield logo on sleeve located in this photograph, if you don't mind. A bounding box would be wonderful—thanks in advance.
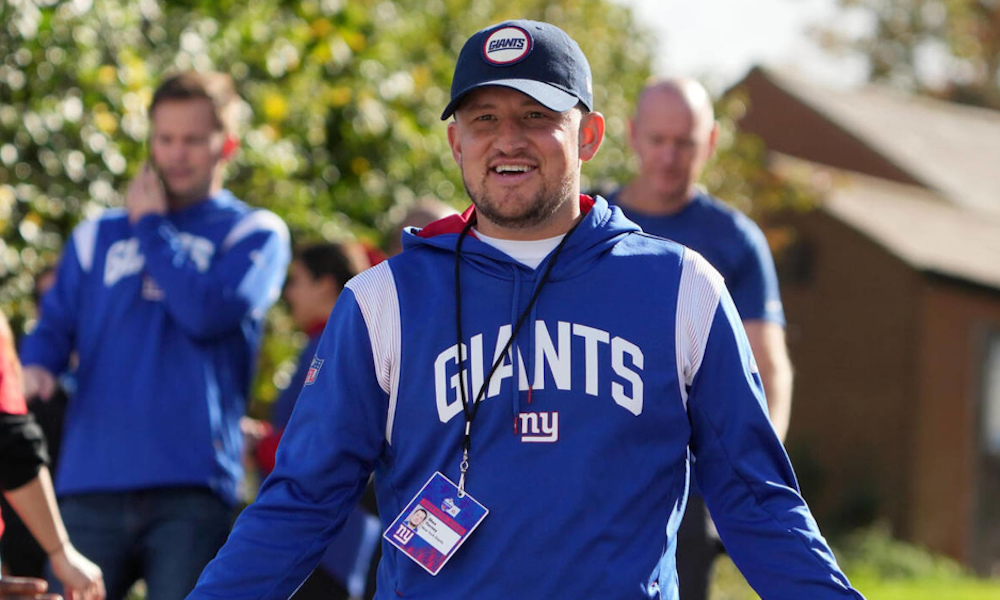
[305,357,324,386]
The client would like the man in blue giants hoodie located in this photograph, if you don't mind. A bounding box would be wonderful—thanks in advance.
[187,21,865,600]
[20,71,290,600]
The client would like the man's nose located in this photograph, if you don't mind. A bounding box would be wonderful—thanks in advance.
[659,142,678,165]
[493,119,529,154]
[162,141,188,161]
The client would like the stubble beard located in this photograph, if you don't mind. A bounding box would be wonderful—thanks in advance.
[462,168,576,232]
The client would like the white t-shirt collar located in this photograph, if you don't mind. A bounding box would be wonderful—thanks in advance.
[473,229,565,269]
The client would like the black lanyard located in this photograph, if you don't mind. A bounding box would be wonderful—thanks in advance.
[453,215,583,494]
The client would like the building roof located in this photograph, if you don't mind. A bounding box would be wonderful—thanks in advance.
[757,68,1000,217]
[773,155,1000,291]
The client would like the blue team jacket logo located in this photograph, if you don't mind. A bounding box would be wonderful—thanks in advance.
[104,233,215,287]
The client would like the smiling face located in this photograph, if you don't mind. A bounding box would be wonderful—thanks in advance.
[149,98,228,207]
[447,86,604,240]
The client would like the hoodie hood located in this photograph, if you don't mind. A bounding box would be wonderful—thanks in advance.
[400,195,640,281]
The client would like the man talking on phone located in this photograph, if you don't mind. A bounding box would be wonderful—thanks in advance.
[19,71,290,600]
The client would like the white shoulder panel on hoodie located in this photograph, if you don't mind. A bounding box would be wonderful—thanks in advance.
[675,248,725,409]
[221,209,290,251]
[345,261,402,443]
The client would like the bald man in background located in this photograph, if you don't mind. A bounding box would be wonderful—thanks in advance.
[608,78,793,600]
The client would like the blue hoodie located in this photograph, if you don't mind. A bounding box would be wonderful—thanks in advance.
[20,191,290,505]
[189,196,862,599]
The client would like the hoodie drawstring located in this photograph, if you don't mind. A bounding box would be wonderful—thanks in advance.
[510,268,523,420]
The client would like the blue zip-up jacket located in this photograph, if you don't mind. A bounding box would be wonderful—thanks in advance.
[189,196,863,599]
[20,191,290,505]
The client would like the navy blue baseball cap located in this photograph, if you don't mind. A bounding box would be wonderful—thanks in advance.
[441,20,594,120]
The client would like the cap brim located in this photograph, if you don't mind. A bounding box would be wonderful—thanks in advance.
[440,79,580,120]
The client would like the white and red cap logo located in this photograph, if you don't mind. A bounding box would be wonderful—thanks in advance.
[482,25,532,65]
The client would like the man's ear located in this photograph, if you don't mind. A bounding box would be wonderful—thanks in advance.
[706,121,720,157]
[447,121,462,165]
[221,135,240,160]
[578,111,605,162]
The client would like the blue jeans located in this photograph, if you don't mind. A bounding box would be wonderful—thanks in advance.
[47,488,233,600]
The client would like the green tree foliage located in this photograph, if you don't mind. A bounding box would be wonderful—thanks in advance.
[819,0,1000,109]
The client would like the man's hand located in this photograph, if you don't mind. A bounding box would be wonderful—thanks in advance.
[0,576,61,600]
[22,366,57,402]
[125,162,168,224]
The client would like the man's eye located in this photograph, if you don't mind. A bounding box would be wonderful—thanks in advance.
[527,111,545,119]
[475,114,495,122]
